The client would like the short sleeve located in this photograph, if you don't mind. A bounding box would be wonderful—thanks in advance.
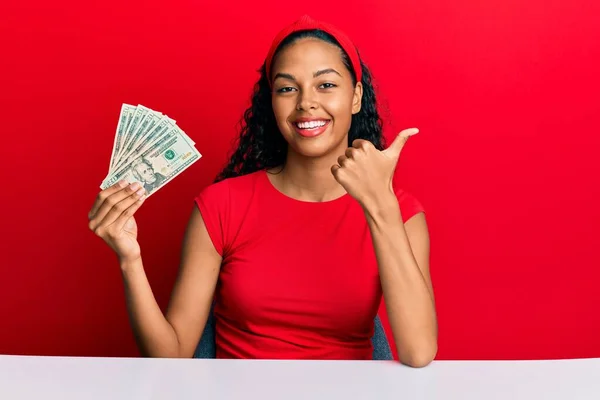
[194,181,230,257]
[395,188,425,223]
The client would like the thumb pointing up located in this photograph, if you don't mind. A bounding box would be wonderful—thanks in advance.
[382,128,419,160]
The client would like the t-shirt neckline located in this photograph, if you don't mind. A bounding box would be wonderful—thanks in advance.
[260,169,351,206]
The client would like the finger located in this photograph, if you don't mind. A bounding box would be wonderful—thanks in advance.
[383,127,419,159]
[88,180,128,219]
[97,186,146,229]
[89,183,142,231]
[337,155,350,167]
[345,147,356,158]
[89,182,141,230]
[352,139,372,150]
[111,194,146,233]
[331,163,341,176]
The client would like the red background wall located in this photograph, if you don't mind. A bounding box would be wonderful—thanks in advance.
[1,0,599,360]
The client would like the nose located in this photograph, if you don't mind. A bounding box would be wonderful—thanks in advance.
[296,89,319,111]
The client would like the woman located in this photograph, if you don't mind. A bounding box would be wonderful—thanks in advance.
[87,15,438,367]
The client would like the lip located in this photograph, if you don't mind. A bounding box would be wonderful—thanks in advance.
[292,118,331,138]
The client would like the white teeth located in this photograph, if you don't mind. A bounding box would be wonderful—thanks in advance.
[297,120,327,129]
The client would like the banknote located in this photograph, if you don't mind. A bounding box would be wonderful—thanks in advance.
[109,104,136,171]
[114,105,152,166]
[111,116,174,174]
[112,110,164,172]
[102,104,202,198]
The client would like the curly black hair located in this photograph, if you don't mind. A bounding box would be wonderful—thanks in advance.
[214,29,386,183]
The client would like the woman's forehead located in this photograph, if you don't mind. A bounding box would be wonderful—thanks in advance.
[271,38,345,71]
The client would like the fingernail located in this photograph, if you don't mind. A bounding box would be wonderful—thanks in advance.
[136,187,145,196]
[408,128,419,136]
[118,180,128,188]
[130,182,141,190]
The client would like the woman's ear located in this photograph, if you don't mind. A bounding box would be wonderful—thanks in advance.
[352,82,363,114]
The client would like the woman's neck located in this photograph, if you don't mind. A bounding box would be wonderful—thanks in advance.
[268,147,347,202]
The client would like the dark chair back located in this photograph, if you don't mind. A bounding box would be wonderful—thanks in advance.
[194,305,393,360]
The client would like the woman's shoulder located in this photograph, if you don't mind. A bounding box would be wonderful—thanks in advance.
[195,170,265,202]
[393,186,426,222]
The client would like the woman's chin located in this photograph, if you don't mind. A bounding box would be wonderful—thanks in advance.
[290,139,346,159]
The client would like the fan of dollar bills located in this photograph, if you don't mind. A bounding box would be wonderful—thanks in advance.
[100,104,202,198]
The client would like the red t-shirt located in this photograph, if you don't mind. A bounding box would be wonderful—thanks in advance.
[194,169,424,360]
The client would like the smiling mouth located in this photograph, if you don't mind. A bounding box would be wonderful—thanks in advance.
[294,120,330,129]
[292,119,331,138]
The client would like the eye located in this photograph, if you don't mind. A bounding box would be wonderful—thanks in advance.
[319,82,337,89]
[276,86,297,93]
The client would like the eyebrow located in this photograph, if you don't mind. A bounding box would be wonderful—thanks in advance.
[314,68,342,78]
[273,68,342,82]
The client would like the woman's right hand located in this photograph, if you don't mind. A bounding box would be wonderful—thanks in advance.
[88,180,147,264]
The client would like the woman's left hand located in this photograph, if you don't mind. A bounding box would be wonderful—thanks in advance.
[331,127,419,209]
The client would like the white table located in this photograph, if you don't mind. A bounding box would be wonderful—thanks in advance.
[1,355,598,399]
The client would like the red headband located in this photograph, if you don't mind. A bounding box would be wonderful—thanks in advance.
[265,15,363,87]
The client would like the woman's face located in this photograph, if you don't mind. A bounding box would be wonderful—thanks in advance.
[270,38,362,159]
